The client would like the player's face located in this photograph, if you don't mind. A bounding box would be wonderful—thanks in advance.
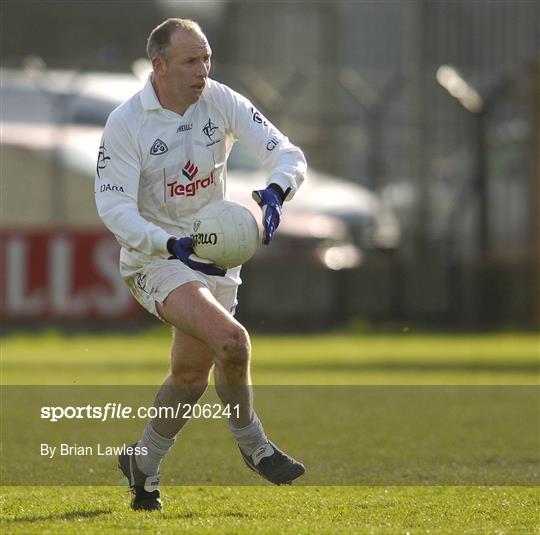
[160,30,212,108]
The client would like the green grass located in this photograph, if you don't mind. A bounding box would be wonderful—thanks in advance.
[1,330,538,384]
[1,486,538,534]
[1,331,539,533]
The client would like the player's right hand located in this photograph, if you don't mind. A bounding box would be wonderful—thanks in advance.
[167,237,226,276]
[252,186,284,245]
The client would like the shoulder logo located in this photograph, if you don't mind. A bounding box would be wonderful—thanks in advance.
[266,135,281,151]
[150,139,168,155]
[250,107,268,126]
[99,183,124,193]
[96,142,111,178]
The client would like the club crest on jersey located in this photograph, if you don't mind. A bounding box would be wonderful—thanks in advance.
[150,139,168,155]
[182,160,198,181]
[202,118,218,140]
[202,118,221,146]
[193,220,201,232]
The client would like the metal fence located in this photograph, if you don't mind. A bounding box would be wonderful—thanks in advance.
[1,0,538,329]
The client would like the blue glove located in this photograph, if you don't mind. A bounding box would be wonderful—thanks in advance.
[252,184,288,245]
[167,237,226,277]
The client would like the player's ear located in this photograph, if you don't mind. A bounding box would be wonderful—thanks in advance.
[152,55,166,76]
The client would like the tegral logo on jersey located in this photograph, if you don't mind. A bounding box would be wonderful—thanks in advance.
[166,161,215,198]
[202,118,221,147]
[182,160,198,181]
[150,139,168,155]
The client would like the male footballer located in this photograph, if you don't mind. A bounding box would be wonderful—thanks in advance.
[95,18,306,511]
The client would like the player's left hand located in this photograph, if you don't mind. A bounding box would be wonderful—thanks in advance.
[252,185,286,245]
[168,236,226,276]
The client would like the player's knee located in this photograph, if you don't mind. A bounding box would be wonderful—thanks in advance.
[217,325,250,368]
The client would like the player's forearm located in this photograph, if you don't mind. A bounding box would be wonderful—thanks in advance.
[266,146,307,201]
[96,198,170,256]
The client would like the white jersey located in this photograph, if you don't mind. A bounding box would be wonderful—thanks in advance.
[95,76,306,275]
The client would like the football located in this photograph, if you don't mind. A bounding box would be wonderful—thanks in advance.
[191,200,260,269]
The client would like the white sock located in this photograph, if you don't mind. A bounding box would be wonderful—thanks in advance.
[228,412,268,456]
[135,422,176,476]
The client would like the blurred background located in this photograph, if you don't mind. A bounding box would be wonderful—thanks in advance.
[1,0,539,332]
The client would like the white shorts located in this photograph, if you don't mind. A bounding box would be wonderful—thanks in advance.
[123,258,241,321]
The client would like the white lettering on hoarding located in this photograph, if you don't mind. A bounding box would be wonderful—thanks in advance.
[50,237,87,314]
[1,233,136,319]
[5,238,45,314]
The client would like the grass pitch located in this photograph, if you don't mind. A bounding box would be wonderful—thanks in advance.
[2,486,538,534]
[2,330,537,385]
[1,331,539,533]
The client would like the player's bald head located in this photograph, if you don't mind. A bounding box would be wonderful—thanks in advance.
[146,18,207,61]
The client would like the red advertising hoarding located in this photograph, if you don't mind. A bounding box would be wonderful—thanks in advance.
[0,230,142,321]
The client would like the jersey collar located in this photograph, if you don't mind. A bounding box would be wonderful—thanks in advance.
[140,75,211,114]
[140,75,162,111]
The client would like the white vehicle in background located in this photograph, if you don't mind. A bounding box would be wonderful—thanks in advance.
[1,68,400,271]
